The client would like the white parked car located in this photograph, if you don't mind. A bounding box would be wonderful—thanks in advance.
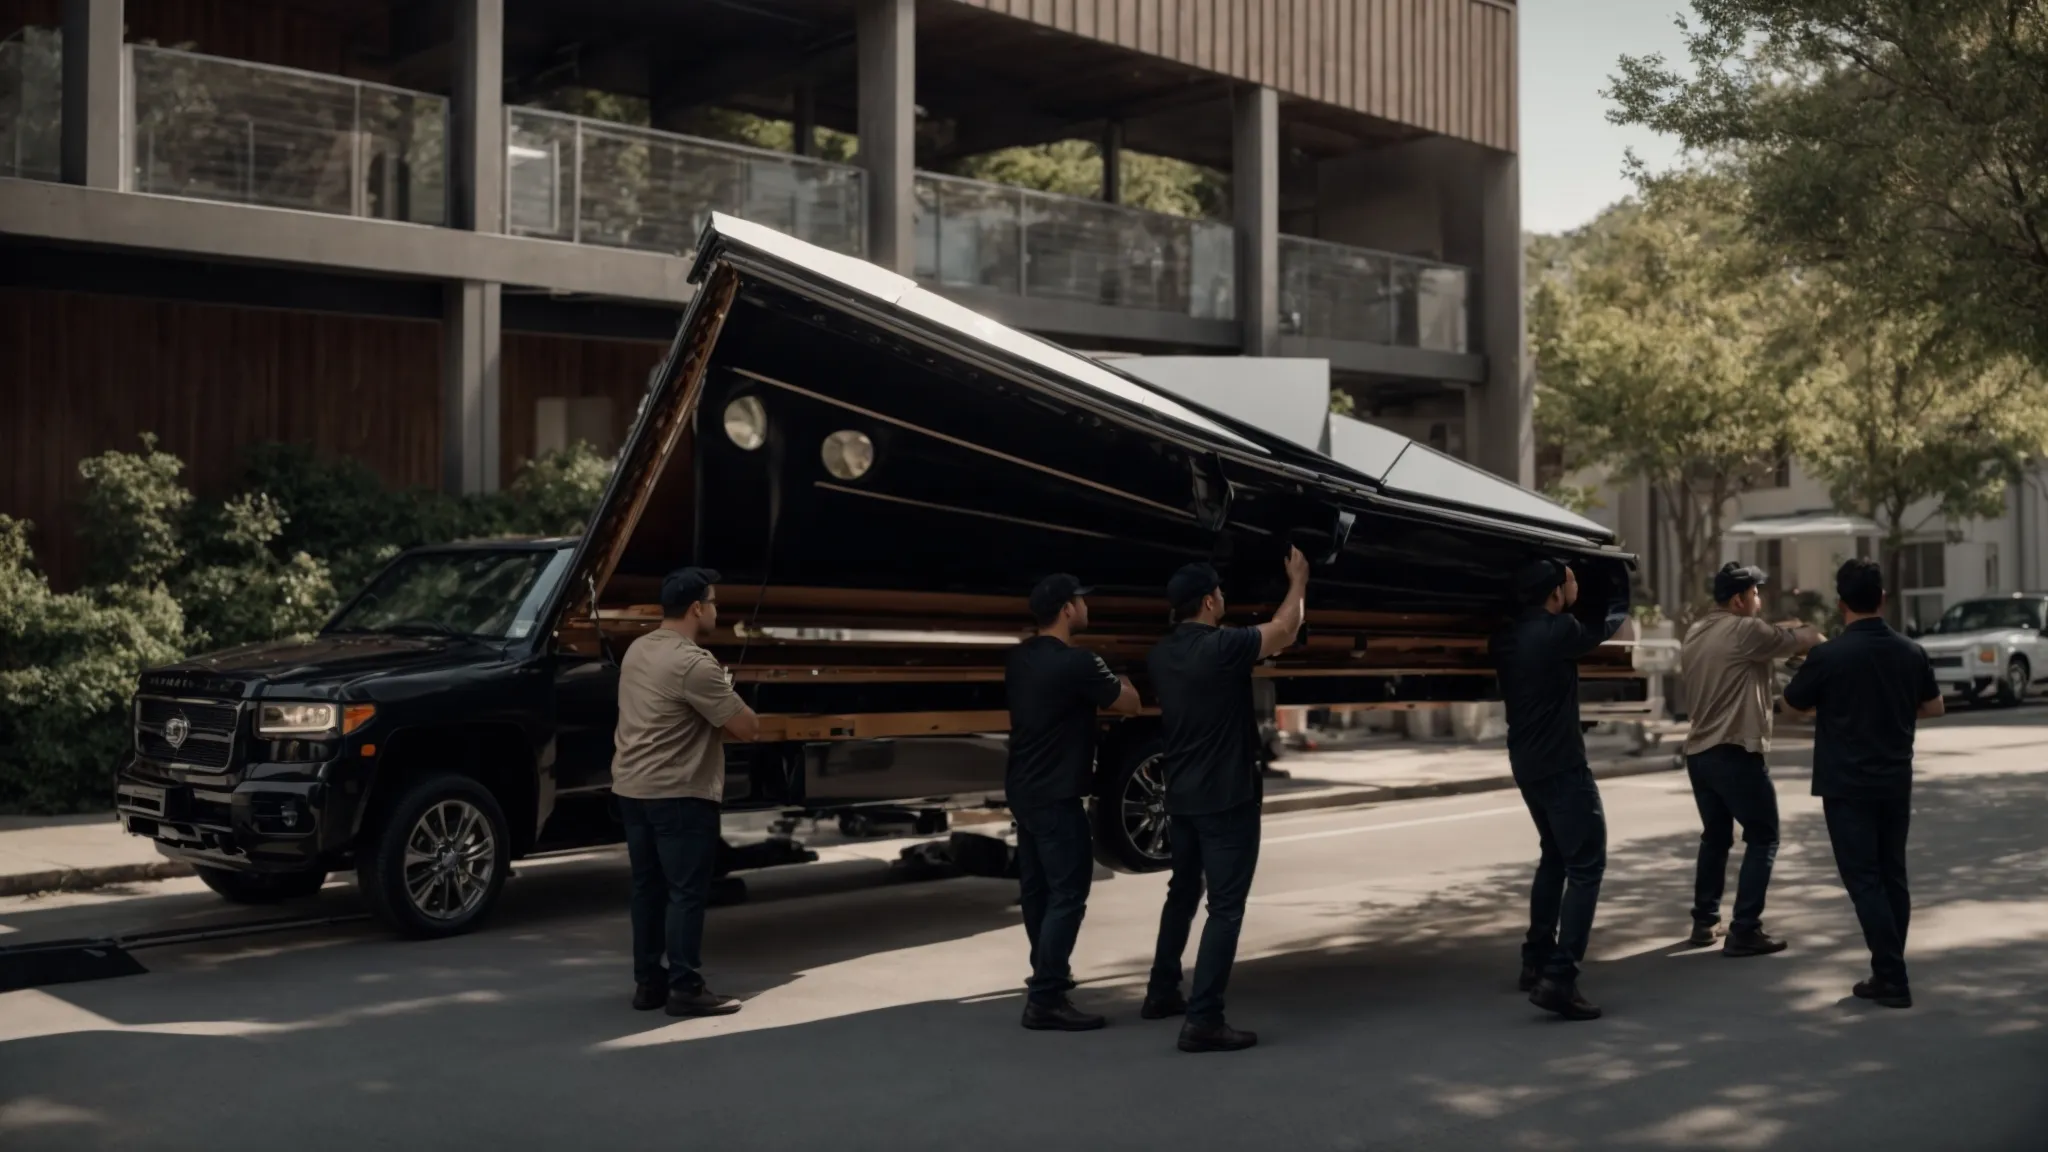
[1913,595,2048,707]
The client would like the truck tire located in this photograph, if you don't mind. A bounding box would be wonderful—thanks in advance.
[1091,736,1173,873]
[1998,657,2030,707]
[357,773,511,939]
[195,866,327,904]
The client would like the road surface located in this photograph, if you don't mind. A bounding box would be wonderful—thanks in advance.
[3,710,2045,1150]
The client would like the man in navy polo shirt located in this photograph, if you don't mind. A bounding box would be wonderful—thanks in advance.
[1004,574,1140,1031]
[1143,547,1308,1054]
[1782,558,1943,1009]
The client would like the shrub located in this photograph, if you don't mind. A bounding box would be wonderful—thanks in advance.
[75,434,190,587]
[176,492,336,651]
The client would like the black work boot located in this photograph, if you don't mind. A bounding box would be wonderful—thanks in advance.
[1723,928,1789,957]
[1517,965,1541,993]
[1021,997,1107,1032]
[1529,977,1603,1021]
[1178,1018,1258,1052]
[666,987,743,1017]
[632,982,666,1011]
[1853,978,1913,1009]
[1141,990,1189,1020]
[1687,922,1722,948]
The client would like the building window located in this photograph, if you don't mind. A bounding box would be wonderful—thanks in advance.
[1986,543,2001,592]
[1898,540,1946,633]
[535,397,616,457]
[1760,539,1784,579]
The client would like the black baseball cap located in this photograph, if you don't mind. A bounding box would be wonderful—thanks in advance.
[1513,557,1569,603]
[660,567,722,616]
[1028,573,1093,626]
[1711,562,1767,602]
[1167,562,1223,614]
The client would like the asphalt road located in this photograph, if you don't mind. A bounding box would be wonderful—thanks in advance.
[3,709,2046,1151]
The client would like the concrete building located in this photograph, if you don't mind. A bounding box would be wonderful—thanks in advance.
[0,0,1529,586]
[1576,462,2048,633]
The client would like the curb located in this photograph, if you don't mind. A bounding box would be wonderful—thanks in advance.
[0,755,1685,899]
[0,859,193,899]
[1261,752,1682,817]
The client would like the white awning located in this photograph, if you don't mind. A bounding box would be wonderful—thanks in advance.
[1725,513,1880,540]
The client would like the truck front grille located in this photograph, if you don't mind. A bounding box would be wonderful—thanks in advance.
[134,695,243,772]
[1929,656,1964,669]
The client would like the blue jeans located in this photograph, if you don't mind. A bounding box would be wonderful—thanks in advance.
[1519,766,1607,982]
[1014,798,1094,1005]
[620,796,721,992]
[1147,801,1262,1024]
[1687,745,1781,934]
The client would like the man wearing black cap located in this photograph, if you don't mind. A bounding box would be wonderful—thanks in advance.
[1492,557,1632,1021]
[1004,574,1140,1031]
[1144,546,1309,1053]
[613,567,760,1017]
[1782,558,1943,1009]
[1679,562,1823,955]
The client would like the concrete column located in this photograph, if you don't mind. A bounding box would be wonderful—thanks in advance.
[1472,150,1532,486]
[1101,119,1123,204]
[793,81,817,158]
[1232,85,1279,356]
[857,0,915,272]
[451,0,505,234]
[61,0,124,189]
[444,281,502,494]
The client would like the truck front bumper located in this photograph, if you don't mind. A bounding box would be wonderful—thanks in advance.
[116,758,341,873]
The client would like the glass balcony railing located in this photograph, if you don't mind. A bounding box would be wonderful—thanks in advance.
[913,172,1234,320]
[0,28,61,181]
[128,44,447,223]
[505,106,865,257]
[1279,233,1469,353]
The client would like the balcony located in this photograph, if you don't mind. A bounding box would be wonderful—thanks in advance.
[0,28,58,181]
[913,172,1234,320]
[505,106,864,257]
[1279,234,1469,353]
[129,44,448,224]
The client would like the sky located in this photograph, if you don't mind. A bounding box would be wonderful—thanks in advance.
[1520,0,1693,236]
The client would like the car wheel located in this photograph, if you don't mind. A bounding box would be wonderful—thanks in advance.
[1091,736,1172,873]
[358,773,510,939]
[1997,657,2030,707]
[195,866,328,904]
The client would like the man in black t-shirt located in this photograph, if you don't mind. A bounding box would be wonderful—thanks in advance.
[1491,558,1631,1022]
[1782,559,1943,1009]
[1143,548,1308,1054]
[1005,573,1140,1032]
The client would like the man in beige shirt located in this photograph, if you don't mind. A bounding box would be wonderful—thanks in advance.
[614,567,759,1017]
[1680,562,1822,955]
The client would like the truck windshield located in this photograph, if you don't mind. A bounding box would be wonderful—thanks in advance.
[1933,599,2042,634]
[327,548,572,640]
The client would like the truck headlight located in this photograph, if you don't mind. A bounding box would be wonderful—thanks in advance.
[258,703,338,736]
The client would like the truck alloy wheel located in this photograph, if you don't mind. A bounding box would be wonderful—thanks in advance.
[1999,657,2030,707]
[1092,738,1173,873]
[358,773,510,939]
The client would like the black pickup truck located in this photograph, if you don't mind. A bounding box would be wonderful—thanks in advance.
[116,214,1647,938]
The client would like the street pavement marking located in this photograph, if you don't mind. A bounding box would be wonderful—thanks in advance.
[1264,804,1527,846]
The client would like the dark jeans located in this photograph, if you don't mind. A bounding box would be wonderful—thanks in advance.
[1519,766,1608,982]
[1687,745,1782,934]
[620,795,721,992]
[1823,795,1913,987]
[1014,798,1094,1006]
[1148,801,1261,1024]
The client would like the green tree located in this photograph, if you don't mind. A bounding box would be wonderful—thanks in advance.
[951,139,1228,219]
[1607,0,2048,371]
[1530,175,1792,624]
[1783,292,2048,626]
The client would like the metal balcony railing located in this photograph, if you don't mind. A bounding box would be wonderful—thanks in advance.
[0,28,61,181]
[912,172,1235,320]
[505,107,865,257]
[128,44,447,224]
[1278,233,1469,352]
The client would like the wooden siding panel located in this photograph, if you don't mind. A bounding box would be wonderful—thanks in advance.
[943,0,1516,150]
[0,287,439,590]
[500,333,667,490]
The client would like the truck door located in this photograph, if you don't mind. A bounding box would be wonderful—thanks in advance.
[552,652,620,793]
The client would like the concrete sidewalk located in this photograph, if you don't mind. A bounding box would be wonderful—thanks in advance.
[0,733,1686,898]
